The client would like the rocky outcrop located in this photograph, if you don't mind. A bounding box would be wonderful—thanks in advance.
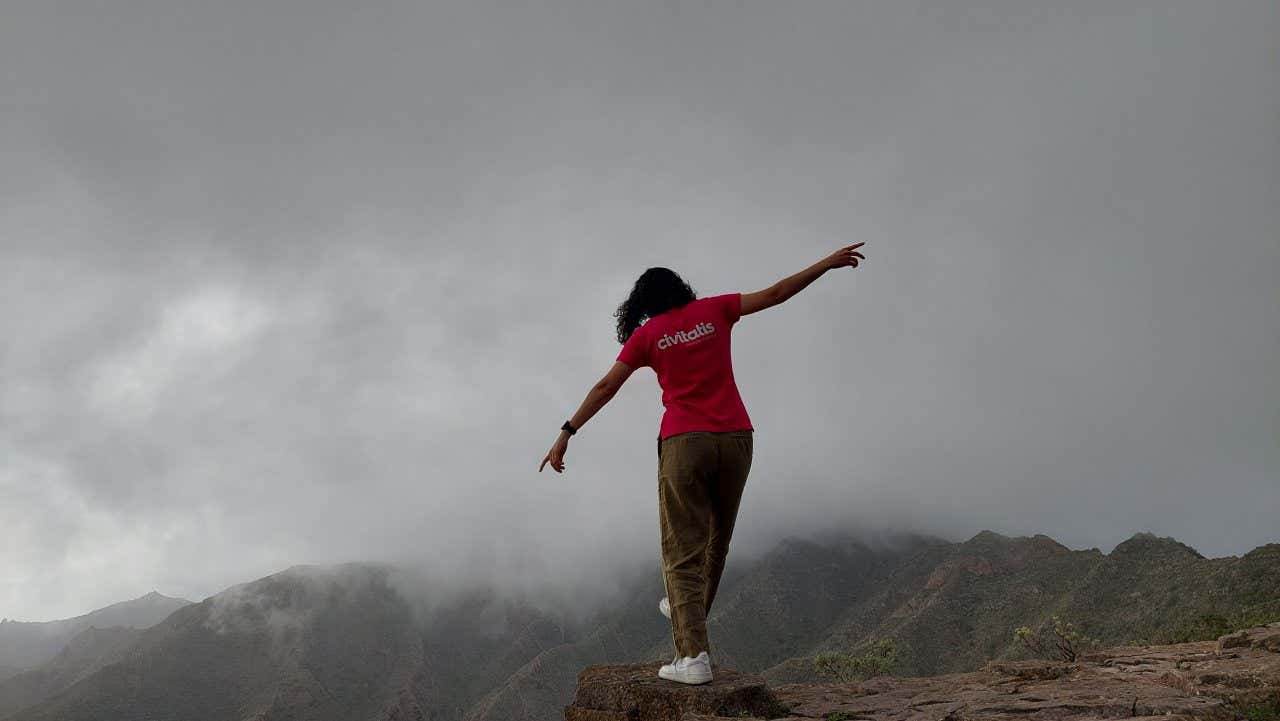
[565,624,1280,720]
[563,663,788,721]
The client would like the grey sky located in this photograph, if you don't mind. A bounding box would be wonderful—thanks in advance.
[2,0,1276,621]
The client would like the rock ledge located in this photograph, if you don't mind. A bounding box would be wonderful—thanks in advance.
[564,624,1280,721]
[564,662,786,721]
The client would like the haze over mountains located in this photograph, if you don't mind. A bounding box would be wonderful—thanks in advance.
[3,0,1275,631]
[0,592,190,670]
[1,529,1276,721]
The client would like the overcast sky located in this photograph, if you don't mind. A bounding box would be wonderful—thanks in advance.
[2,0,1276,621]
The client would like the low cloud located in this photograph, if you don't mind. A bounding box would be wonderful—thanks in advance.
[1,0,1276,621]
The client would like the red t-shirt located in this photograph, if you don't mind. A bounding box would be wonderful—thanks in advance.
[616,293,754,440]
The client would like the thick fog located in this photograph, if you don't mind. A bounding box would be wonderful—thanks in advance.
[2,0,1276,621]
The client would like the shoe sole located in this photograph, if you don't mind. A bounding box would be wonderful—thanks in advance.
[658,667,713,685]
[659,598,671,619]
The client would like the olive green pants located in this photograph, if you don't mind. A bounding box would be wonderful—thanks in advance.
[657,429,753,658]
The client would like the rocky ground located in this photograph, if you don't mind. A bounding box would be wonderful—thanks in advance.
[564,623,1280,721]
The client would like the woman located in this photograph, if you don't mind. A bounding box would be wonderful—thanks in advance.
[539,243,866,684]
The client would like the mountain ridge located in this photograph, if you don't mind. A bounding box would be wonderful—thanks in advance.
[2,529,1276,721]
[0,591,191,670]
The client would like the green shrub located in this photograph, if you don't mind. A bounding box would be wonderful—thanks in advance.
[814,639,897,682]
[1238,700,1280,721]
[1164,610,1280,644]
[719,699,791,719]
[1014,616,1098,662]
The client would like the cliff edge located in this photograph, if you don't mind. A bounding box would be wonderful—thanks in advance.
[565,623,1280,720]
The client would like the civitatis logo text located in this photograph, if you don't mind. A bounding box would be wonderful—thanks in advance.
[656,322,716,350]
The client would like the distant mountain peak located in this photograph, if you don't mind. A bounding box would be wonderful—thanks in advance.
[0,592,191,671]
[962,530,1021,549]
[1029,534,1071,552]
[1111,532,1204,560]
[135,591,184,604]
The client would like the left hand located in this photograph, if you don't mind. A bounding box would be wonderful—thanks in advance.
[539,435,569,473]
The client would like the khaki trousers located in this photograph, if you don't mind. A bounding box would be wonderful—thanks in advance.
[657,429,753,658]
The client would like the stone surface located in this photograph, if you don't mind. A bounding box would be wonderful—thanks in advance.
[564,662,785,721]
[1217,622,1280,654]
[770,663,1233,720]
[1217,630,1252,651]
[566,625,1280,721]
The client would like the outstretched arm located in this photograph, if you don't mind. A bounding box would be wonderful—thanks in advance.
[740,243,866,316]
[539,361,636,473]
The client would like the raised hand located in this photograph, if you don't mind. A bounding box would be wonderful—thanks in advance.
[823,242,866,270]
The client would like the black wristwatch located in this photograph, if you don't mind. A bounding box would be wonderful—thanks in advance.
[561,420,578,436]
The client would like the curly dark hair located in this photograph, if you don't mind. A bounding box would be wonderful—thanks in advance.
[614,268,697,343]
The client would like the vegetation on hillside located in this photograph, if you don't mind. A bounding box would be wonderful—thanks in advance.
[814,639,898,682]
[1236,699,1280,721]
[1014,616,1098,661]
[1165,610,1280,644]
[6,534,1279,721]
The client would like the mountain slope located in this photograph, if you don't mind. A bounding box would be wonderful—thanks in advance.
[8,564,433,721]
[0,592,191,670]
[461,562,677,721]
[5,565,580,721]
[648,532,939,671]
[413,583,581,720]
[0,626,142,719]
[463,532,940,721]
[762,531,1280,683]
[5,530,1277,721]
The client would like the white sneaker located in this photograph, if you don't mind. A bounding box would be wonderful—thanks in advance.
[659,596,671,619]
[658,651,713,685]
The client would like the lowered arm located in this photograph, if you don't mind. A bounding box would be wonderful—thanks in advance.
[540,361,636,473]
[566,361,635,431]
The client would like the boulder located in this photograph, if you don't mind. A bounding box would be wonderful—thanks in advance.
[564,662,786,721]
[1218,625,1280,654]
[1217,630,1251,651]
